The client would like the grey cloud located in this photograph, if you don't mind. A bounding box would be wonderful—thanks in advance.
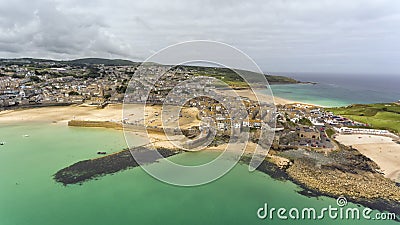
[0,0,138,59]
[0,0,399,74]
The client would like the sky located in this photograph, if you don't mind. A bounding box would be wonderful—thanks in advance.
[0,0,399,74]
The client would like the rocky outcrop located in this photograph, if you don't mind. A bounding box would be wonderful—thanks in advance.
[282,146,400,217]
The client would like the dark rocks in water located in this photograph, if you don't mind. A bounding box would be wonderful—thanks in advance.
[54,146,180,185]
[240,156,290,181]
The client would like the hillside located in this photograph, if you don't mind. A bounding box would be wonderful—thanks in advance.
[0,58,300,85]
[327,103,400,134]
[265,74,299,84]
[180,65,299,87]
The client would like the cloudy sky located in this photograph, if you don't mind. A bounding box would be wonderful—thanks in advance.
[0,0,399,74]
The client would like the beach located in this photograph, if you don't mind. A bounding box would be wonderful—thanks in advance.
[0,104,202,149]
[0,89,311,125]
[233,89,320,106]
[335,134,400,182]
[0,104,200,127]
[0,104,123,124]
[2,100,399,182]
[2,99,400,218]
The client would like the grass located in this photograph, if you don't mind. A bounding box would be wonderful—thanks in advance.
[325,128,335,138]
[327,103,400,134]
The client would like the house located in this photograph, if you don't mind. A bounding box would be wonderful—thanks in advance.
[217,122,225,130]
[299,126,321,140]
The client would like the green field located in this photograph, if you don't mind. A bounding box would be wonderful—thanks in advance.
[327,103,400,134]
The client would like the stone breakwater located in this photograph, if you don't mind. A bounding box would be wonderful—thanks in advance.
[68,120,123,129]
[54,146,181,185]
[67,120,186,135]
[53,133,400,218]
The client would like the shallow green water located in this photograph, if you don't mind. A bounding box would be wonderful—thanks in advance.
[0,123,397,225]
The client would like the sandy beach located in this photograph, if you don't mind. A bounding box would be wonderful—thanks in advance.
[232,89,320,106]
[0,102,273,154]
[0,104,200,125]
[233,89,291,105]
[0,89,312,125]
[0,104,123,124]
[0,88,306,126]
[0,95,303,157]
[335,134,400,182]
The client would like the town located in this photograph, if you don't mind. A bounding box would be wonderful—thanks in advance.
[0,58,397,152]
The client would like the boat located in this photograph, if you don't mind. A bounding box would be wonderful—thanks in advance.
[97,151,107,155]
[0,142,5,145]
[23,135,29,137]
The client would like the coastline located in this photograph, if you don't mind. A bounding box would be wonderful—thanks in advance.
[243,155,400,218]
[217,88,324,106]
[1,101,400,218]
[0,91,323,124]
[335,134,400,182]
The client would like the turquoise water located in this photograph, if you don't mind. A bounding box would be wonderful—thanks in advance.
[270,83,399,107]
[0,123,397,225]
[269,73,400,107]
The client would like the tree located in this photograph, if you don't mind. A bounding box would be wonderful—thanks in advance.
[298,117,312,126]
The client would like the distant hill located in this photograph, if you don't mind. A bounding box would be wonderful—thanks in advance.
[265,75,299,84]
[0,57,300,84]
[176,65,299,86]
[64,58,139,66]
[0,57,139,66]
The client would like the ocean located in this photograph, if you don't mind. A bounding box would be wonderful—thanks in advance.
[0,123,397,225]
[269,73,400,107]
